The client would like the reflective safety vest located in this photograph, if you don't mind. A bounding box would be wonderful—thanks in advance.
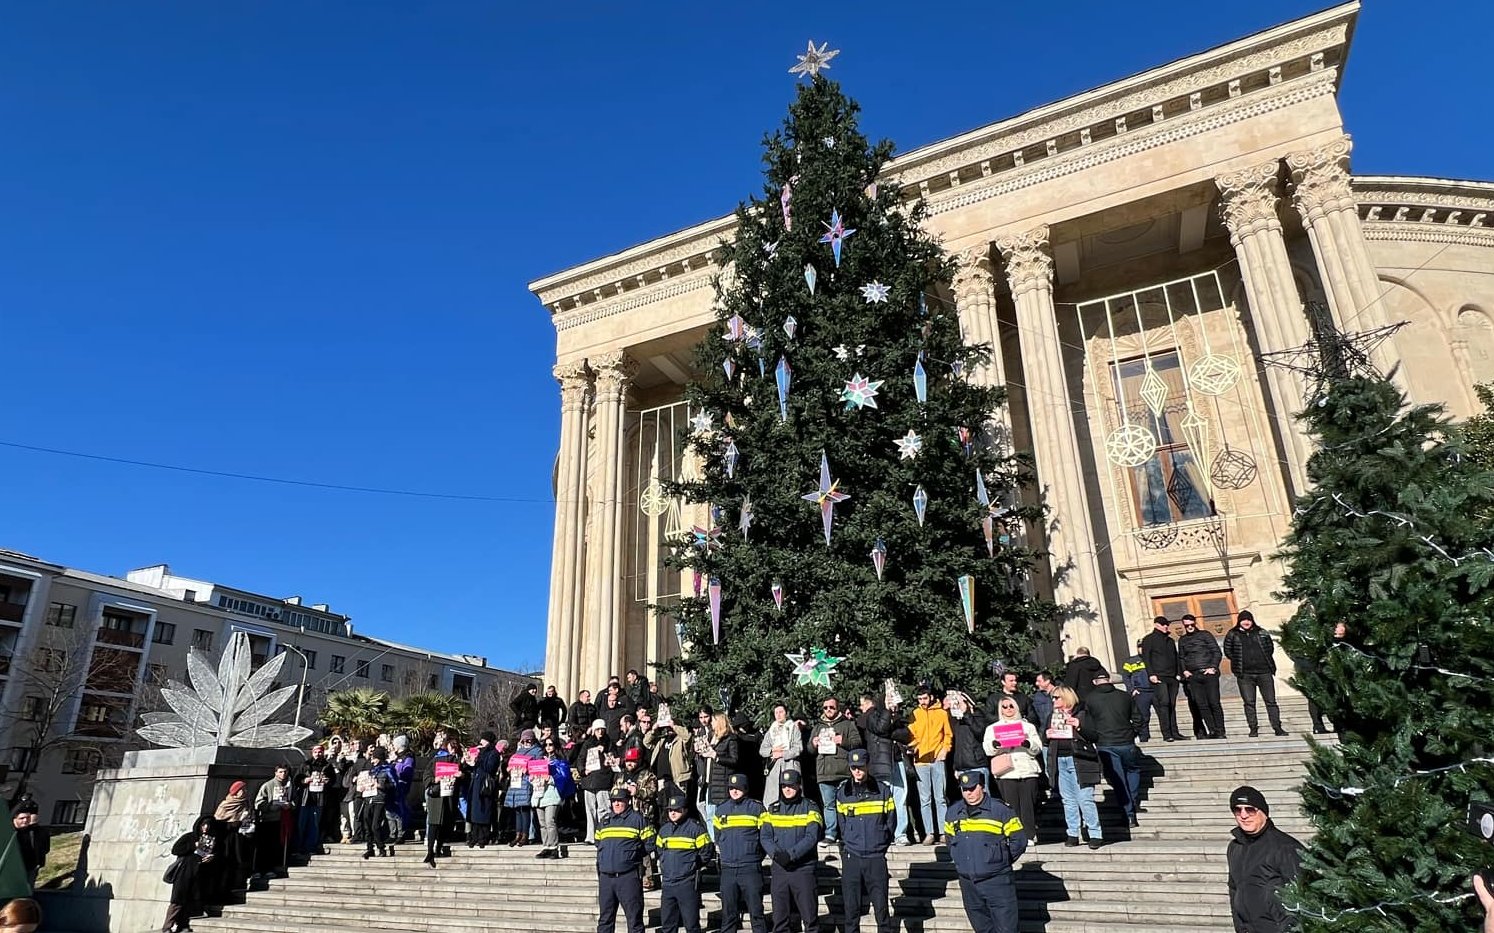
[652,816,713,884]
[835,777,894,857]
[761,796,823,869]
[944,794,1027,881]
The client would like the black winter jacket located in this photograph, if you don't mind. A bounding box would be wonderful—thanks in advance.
[1063,656,1107,698]
[1223,625,1277,676]
[1140,630,1180,678]
[856,705,897,780]
[1227,821,1303,933]
[949,708,991,772]
[1178,630,1223,674]
[568,700,598,733]
[1077,684,1141,747]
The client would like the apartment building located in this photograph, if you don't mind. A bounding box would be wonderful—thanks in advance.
[0,549,530,827]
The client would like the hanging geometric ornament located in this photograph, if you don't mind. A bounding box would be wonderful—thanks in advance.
[981,511,996,557]
[786,647,844,689]
[738,495,754,539]
[763,240,779,260]
[804,264,817,295]
[1166,469,1199,516]
[801,451,850,546]
[975,470,990,507]
[951,359,965,378]
[913,353,928,405]
[870,538,887,581]
[689,410,714,435]
[957,574,976,634]
[775,356,793,422]
[690,523,722,554]
[757,354,766,378]
[783,316,798,339]
[895,429,922,460]
[781,179,793,230]
[723,440,740,478]
[912,485,929,526]
[1189,353,1242,396]
[725,412,738,429]
[1179,407,1211,470]
[692,570,703,597]
[1104,423,1157,467]
[725,314,748,342]
[639,480,669,517]
[958,426,974,457]
[819,209,856,268]
[860,281,890,304]
[864,181,878,200]
[1210,446,1259,490]
[841,373,884,410]
[771,580,785,611]
[709,576,722,644]
[919,293,928,316]
[1138,364,1169,417]
[723,358,737,381]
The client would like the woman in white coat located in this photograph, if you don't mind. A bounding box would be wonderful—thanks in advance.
[759,702,804,806]
[983,695,1044,845]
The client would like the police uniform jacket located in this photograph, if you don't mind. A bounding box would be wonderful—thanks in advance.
[595,807,654,874]
[835,776,895,858]
[652,816,713,884]
[944,793,1028,882]
[760,796,823,870]
[713,796,766,867]
[1121,654,1152,695]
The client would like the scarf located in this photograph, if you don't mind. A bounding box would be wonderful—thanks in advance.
[214,792,249,822]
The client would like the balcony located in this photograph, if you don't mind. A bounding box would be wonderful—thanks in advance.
[0,602,25,624]
[95,627,146,650]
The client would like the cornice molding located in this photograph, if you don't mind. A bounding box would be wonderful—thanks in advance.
[1361,224,1494,249]
[531,6,1358,322]
[553,272,715,333]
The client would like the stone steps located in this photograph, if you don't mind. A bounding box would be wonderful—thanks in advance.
[190,699,1319,932]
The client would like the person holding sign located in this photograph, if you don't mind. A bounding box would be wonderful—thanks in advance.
[1044,688,1103,849]
[294,745,336,857]
[423,738,464,866]
[981,699,1042,846]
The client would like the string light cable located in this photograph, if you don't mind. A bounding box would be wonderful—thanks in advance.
[1282,890,1474,923]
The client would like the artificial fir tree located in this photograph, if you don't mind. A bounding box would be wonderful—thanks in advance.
[659,69,1053,718]
[1278,349,1494,928]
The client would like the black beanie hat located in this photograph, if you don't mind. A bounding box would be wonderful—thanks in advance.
[1229,785,1269,814]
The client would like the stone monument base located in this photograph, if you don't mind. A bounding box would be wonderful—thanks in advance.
[63,745,302,933]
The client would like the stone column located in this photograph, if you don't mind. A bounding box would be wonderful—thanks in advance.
[543,361,591,700]
[1216,160,1312,498]
[586,351,637,688]
[1286,136,1401,378]
[953,247,1012,448]
[994,226,1117,666]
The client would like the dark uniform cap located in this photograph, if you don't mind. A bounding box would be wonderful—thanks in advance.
[727,772,749,790]
[957,771,983,791]
[666,793,688,810]
[779,769,802,787]
[847,748,868,768]
[609,787,633,802]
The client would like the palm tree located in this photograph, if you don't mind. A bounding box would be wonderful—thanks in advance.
[387,692,473,748]
[319,687,389,741]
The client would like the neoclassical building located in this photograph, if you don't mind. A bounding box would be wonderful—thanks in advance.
[529,2,1494,699]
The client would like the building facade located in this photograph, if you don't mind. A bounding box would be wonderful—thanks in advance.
[528,2,1494,699]
[0,550,529,826]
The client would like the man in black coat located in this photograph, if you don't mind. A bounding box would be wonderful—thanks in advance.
[569,689,600,735]
[537,685,568,730]
[1077,670,1144,827]
[510,683,541,732]
[1140,616,1185,742]
[1226,786,1303,933]
[1178,615,1227,739]
[1062,648,1106,699]
[983,672,1034,725]
[1222,611,1288,738]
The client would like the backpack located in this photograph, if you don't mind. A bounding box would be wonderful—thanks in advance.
[549,758,577,800]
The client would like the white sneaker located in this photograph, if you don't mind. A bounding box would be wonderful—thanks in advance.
[893,838,911,847]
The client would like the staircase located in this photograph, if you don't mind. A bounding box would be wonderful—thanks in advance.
[194,695,1328,932]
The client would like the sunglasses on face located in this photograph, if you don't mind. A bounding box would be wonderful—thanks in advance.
[1232,805,1260,816]
[823,705,837,711]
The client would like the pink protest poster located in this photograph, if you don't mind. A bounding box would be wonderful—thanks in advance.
[434,761,460,780]
[527,757,550,777]
[991,722,1026,748]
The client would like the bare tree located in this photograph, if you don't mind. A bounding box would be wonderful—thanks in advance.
[1,622,149,805]
[467,682,518,741]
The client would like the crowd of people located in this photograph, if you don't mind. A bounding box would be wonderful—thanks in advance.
[156,613,1336,933]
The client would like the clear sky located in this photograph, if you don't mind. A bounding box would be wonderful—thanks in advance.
[1,1,1486,672]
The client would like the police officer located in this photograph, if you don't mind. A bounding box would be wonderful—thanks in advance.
[652,790,713,933]
[945,770,1027,933]
[760,768,823,933]
[835,748,895,933]
[1121,639,1154,742]
[714,772,768,933]
[596,787,653,933]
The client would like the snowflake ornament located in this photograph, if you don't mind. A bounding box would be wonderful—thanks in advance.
[895,430,923,460]
[860,281,890,304]
[841,373,884,410]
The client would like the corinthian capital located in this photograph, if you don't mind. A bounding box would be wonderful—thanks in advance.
[952,247,996,305]
[993,226,1053,299]
[553,360,591,409]
[589,351,639,398]
[1216,160,1283,243]
[1286,136,1356,222]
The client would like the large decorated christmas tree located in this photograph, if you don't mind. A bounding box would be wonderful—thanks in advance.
[1277,326,1494,928]
[659,47,1054,717]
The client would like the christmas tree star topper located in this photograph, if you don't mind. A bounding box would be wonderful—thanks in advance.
[788,40,840,79]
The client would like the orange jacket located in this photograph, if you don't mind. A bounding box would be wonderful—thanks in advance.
[908,706,952,764]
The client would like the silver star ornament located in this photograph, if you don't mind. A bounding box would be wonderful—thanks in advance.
[789,40,840,78]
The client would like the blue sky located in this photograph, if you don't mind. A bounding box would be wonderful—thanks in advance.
[1,1,1486,672]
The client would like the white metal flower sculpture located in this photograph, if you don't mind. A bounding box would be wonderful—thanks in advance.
[138,631,313,748]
